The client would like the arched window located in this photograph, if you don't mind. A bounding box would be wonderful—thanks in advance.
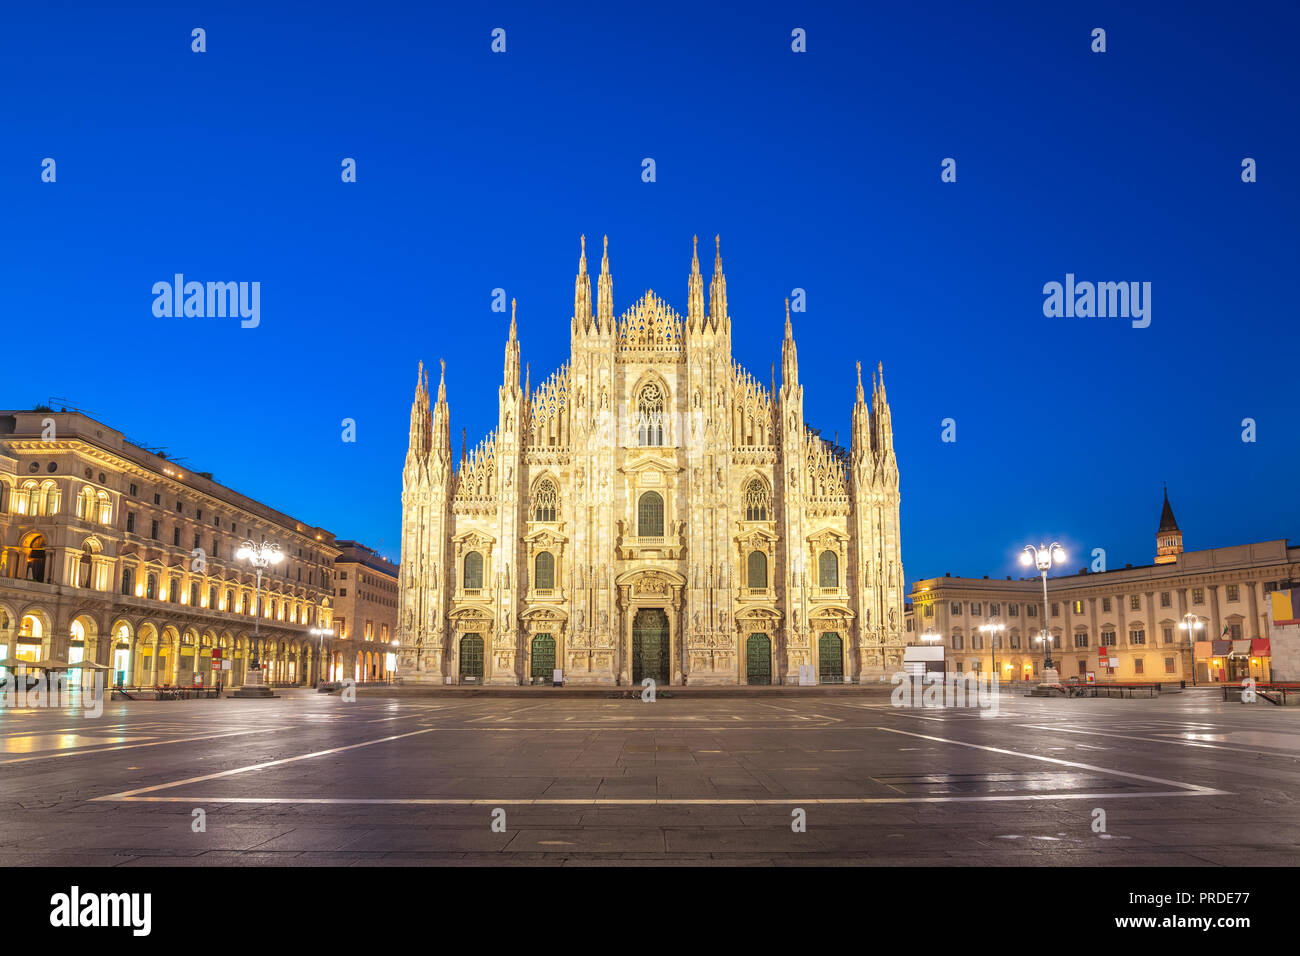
[464,551,484,589]
[638,492,664,537]
[209,586,217,609]
[147,574,157,600]
[225,589,233,612]
[77,486,95,519]
[818,550,839,588]
[96,490,112,524]
[534,551,555,590]
[747,550,768,590]
[533,479,557,522]
[743,479,768,521]
[637,383,665,446]
[121,567,134,596]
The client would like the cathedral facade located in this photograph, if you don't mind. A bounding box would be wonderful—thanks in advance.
[396,237,905,685]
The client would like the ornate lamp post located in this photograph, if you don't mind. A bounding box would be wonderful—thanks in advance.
[979,622,1005,682]
[310,627,334,685]
[1180,612,1204,686]
[1021,542,1066,687]
[232,540,282,698]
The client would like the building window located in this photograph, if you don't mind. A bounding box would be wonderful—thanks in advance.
[150,519,159,540]
[1134,658,1144,675]
[463,552,484,590]
[1162,626,1174,644]
[1226,584,1239,602]
[971,633,982,649]
[951,602,962,615]
[1130,595,1141,611]
[121,568,134,596]
[1130,629,1146,645]
[818,550,838,588]
[971,602,982,616]
[147,574,157,600]
[190,582,199,606]
[1160,591,1171,608]
[1165,657,1175,674]
[1028,605,1037,617]
[533,479,558,522]
[638,491,664,537]
[1102,597,1112,612]
[922,604,934,619]
[1072,600,1084,614]
[1009,633,1020,649]
[747,550,768,590]
[169,579,179,603]
[1009,603,1019,616]
[1051,603,1059,617]
[989,603,1000,616]
[1074,632,1088,648]
[636,383,665,446]
[1101,630,1116,646]
[126,512,135,533]
[154,493,161,505]
[129,483,138,496]
[951,634,964,650]
[743,480,768,521]
[534,551,555,591]
[1193,588,1204,605]
[1229,622,1242,640]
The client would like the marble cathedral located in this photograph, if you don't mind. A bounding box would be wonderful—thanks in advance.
[395,237,906,685]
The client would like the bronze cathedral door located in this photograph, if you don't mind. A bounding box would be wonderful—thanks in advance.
[632,608,670,685]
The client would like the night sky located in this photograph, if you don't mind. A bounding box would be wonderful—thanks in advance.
[4,1,1297,586]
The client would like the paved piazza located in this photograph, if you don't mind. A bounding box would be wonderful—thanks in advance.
[2,689,1298,866]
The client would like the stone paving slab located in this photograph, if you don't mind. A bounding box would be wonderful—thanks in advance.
[1,691,1298,864]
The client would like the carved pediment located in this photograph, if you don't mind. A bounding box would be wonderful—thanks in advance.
[453,530,496,551]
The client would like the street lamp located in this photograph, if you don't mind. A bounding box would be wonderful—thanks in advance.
[1021,542,1066,685]
[232,539,282,698]
[310,627,334,685]
[979,622,1004,682]
[1180,612,1204,686]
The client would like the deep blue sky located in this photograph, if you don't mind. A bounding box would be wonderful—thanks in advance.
[4,1,1297,585]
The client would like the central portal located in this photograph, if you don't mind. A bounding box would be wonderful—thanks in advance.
[632,608,670,685]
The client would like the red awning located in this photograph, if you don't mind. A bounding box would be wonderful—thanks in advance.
[1251,638,1271,657]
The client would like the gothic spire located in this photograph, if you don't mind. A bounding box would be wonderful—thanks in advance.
[781,297,798,389]
[406,360,432,461]
[687,234,705,330]
[856,361,865,404]
[708,234,728,330]
[597,234,613,331]
[503,298,520,388]
[573,234,592,333]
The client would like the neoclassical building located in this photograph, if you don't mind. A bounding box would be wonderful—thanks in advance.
[396,236,906,685]
[0,410,343,689]
[906,489,1297,684]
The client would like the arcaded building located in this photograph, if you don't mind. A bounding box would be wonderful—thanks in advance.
[0,410,339,689]
[396,237,906,685]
